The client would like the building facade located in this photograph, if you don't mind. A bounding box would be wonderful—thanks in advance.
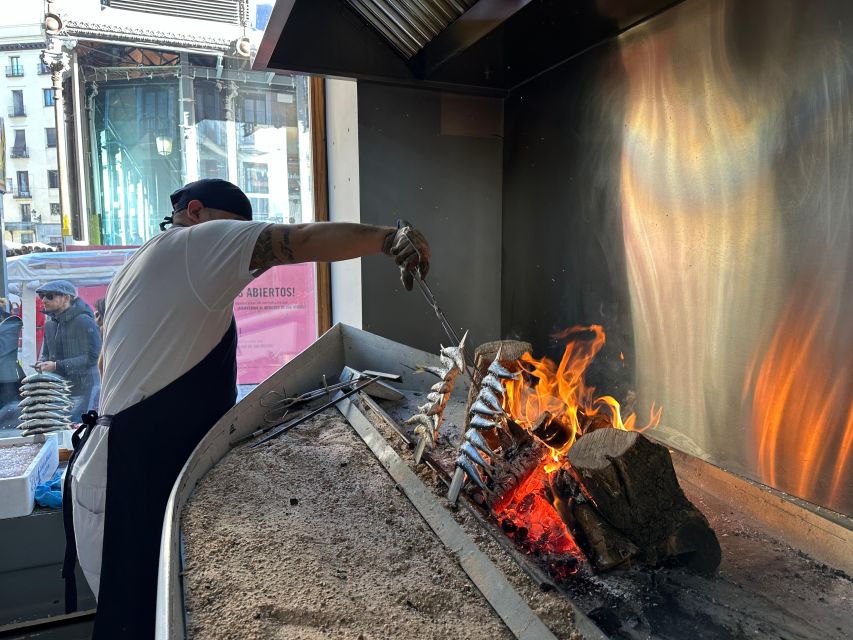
[43,0,306,246]
[0,4,62,245]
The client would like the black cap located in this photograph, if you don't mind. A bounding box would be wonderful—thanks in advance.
[167,178,253,223]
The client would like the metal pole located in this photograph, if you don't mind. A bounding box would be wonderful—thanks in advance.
[42,36,73,247]
[0,117,9,304]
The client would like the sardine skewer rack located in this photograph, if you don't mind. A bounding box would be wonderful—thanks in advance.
[405,331,468,465]
[447,350,520,505]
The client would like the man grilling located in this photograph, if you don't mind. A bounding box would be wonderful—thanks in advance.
[64,178,429,639]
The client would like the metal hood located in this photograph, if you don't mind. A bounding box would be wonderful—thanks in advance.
[255,0,682,94]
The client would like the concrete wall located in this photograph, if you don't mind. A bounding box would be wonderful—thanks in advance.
[502,0,853,515]
[326,78,363,329]
[356,83,503,353]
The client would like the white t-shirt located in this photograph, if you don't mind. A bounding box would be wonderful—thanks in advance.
[71,219,270,598]
[100,219,271,415]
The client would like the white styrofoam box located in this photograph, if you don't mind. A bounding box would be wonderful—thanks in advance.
[55,428,74,451]
[0,434,59,519]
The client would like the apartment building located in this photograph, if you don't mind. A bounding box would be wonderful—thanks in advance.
[43,0,301,246]
[0,5,62,245]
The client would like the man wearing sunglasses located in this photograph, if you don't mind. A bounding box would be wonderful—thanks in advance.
[62,178,430,638]
[35,280,101,420]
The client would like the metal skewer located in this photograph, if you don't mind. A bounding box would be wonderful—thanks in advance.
[399,224,474,374]
[251,371,402,447]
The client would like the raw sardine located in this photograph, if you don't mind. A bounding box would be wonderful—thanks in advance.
[21,372,66,384]
[19,418,68,431]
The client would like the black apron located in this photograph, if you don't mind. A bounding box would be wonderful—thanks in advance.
[64,320,238,639]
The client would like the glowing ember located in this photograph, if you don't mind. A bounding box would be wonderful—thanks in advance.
[493,464,581,558]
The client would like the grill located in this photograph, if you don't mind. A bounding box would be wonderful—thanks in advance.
[159,325,853,639]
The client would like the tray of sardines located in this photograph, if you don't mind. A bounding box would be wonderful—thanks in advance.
[17,372,76,437]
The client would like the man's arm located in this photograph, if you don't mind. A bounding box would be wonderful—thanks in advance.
[250,223,393,269]
[250,222,430,288]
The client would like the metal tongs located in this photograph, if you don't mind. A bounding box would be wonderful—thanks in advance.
[398,222,474,374]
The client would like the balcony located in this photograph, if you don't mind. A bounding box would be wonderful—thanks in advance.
[5,220,34,230]
[5,66,24,77]
[10,146,29,158]
[12,190,32,199]
[7,106,26,117]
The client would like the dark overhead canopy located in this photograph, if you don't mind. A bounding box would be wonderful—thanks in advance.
[255,0,682,95]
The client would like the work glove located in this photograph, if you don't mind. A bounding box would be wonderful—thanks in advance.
[383,220,430,291]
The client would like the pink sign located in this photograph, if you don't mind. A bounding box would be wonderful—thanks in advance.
[233,263,318,384]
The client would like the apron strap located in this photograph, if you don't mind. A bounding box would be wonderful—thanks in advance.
[61,410,101,613]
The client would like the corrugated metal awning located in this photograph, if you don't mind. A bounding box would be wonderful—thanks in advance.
[343,0,478,59]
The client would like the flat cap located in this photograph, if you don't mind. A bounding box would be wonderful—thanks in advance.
[36,280,78,297]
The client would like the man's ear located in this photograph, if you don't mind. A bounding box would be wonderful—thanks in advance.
[186,199,205,223]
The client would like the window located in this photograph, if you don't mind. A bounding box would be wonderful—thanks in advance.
[11,130,27,157]
[10,90,24,116]
[242,162,269,193]
[43,88,55,107]
[46,127,56,147]
[6,56,23,77]
[48,170,59,189]
[21,233,33,243]
[249,197,270,220]
[16,171,29,197]
[20,204,31,221]
[49,203,60,217]
[240,93,268,126]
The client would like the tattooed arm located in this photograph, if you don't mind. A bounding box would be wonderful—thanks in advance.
[250,223,430,286]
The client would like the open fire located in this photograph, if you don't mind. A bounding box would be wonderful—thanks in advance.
[462,325,719,579]
[408,323,720,578]
[483,326,665,574]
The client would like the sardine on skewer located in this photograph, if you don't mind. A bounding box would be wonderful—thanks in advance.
[479,373,506,398]
[477,387,504,412]
[414,364,450,379]
[460,442,495,479]
[470,399,503,417]
[487,358,520,380]
[455,455,496,496]
[464,428,496,458]
[440,330,467,374]
[431,380,454,394]
[470,413,501,431]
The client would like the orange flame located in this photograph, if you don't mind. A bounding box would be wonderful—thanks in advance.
[504,325,662,457]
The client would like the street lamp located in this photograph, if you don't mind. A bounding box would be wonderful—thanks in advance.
[156,135,173,156]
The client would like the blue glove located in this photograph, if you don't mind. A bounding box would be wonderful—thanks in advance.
[34,469,63,509]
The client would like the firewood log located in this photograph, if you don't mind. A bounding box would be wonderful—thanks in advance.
[561,428,721,573]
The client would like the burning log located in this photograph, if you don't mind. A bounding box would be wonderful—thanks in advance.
[531,411,573,450]
[486,428,547,508]
[553,428,721,574]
